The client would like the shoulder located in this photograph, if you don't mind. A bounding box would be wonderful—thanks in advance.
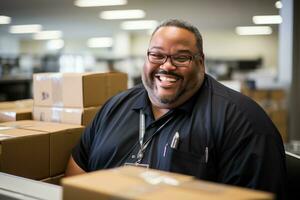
[92,84,145,123]
[205,75,264,115]
[105,83,145,108]
[203,75,277,135]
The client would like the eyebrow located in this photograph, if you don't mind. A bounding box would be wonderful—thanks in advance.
[149,47,193,54]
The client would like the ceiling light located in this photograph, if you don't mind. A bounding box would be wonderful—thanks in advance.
[253,15,282,24]
[74,0,127,7]
[235,26,272,35]
[275,1,283,9]
[87,37,113,48]
[46,39,64,50]
[33,31,63,40]
[121,20,158,30]
[100,9,145,20]
[0,15,11,24]
[9,24,42,34]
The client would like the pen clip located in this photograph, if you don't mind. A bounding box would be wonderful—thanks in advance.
[170,131,180,149]
[205,147,209,163]
[163,143,168,157]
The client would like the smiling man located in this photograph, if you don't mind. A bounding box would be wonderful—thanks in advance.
[66,19,286,199]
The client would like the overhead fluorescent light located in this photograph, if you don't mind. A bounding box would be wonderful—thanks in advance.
[275,1,283,9]
[236,26,272,35]
[121,20,158,30]
[100,9,145,20]
[87,37,113,48]
[253,15,282,24]
[46,39,64,50]
[0,15,11,24]
[33,31,63,40]
[9,24,42,34]
[74,0,127,7]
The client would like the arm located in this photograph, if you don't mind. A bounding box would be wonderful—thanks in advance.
[65,156,86,177]
[216,100,286,199]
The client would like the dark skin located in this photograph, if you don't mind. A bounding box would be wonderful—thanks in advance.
[65,26,206,176]
[142,26,205,119]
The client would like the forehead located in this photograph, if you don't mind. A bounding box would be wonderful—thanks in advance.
[149,26,197,51]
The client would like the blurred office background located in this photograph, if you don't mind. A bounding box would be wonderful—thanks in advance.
[0,0,299,144]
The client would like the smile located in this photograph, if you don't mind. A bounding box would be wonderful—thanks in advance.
[155,74,180,83]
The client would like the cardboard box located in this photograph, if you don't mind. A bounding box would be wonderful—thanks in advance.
[0,108,32,122]
[0,99,33,122]
[62,166,273,200]
[270,110,288,124]
[269,110,288,142]
[41,173,64,185]
[33,72,105,107]
[0,99,33,110]
[270,89,285,100]
[0,126,49,180]
[1,120,84,176]
[33,106,99,126]
[106,72,128,98]
[33,72,127,108]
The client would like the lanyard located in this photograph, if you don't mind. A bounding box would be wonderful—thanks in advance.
[136,109,174,164]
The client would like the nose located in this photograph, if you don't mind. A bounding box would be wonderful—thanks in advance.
[160,56,177,71]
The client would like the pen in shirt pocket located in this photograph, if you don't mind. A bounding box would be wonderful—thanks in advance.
[163,131,180,157]
[170,131,180,149]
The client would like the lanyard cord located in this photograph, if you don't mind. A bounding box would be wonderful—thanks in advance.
[136,109,174,164]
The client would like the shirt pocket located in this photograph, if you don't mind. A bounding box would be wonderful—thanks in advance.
[160,146,207,177]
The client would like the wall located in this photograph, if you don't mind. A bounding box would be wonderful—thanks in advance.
[202,30,278,68]
[0,36,20,55]
[130,30,278,69]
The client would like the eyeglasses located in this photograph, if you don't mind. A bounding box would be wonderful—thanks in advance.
[147,51,201,67]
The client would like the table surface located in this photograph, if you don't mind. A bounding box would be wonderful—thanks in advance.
[0,172,62,200]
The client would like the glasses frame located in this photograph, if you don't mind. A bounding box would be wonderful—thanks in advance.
[147,51,202,67]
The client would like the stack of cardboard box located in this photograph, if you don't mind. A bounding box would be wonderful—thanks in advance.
[0,72,128,182]
[0,99,33,122]
[32,72,127,126]
[242,88,288,142]
[0,120,84,180]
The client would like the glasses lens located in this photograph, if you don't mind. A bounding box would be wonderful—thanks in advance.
[171,55,191,66]
[148,52,166,64]
[147,51,195,67]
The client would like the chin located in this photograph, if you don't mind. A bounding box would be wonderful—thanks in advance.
[156,94,178,105]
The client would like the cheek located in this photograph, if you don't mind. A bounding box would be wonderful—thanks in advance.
[183,66,203,84]
[143,62,157,78]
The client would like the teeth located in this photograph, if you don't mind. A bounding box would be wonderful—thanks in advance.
[160,76,177,82]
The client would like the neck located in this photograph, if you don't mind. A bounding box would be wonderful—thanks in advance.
[151,104,170,120]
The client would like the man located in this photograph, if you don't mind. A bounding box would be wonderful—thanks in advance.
[66,19,286,199]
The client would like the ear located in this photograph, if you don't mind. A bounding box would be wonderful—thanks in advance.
[198,53,205,65]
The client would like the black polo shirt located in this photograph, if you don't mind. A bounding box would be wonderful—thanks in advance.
[72,74,286,199]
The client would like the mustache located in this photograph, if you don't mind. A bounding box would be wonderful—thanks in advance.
[155,69,183,79]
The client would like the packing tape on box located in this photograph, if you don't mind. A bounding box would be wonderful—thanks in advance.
[117,169,224,197]
[113,168,184,187]
[0,111,17,120]
[51,107,81,123]
[109,169,188,199]
[35,73,63,106]
[52,107,61,123]
[35,107,62,122]
[35,107,82,123]
[108,169,162,198]
[52,74,63,107]
[139,171,180,186]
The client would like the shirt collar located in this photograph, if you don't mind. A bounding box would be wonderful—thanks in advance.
[132,86,149,111]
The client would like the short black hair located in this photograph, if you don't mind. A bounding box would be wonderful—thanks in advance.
[151,19,203,55]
